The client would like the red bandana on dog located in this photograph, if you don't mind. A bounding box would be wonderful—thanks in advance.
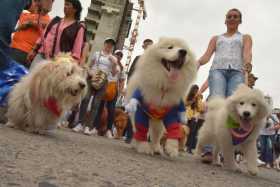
[43,97,62,117]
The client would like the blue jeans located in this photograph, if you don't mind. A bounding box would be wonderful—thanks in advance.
[208,69,245,98]
[259,135,274,164]
[202,69,244,155]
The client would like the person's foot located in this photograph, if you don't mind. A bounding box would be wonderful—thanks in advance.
[125,138,132,144]
[187,149,193,154]
[91,128,98,135]
[257,158,265,166]
[83,127,98,136]
[72,123,83,132]
[105,130,113,139]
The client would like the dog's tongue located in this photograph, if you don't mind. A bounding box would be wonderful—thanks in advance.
[240,120,252,131]
[168,67,180,81]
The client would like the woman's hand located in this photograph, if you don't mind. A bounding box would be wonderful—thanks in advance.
[243,63,252,73]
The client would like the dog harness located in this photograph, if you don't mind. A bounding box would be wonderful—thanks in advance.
[226,115,254,145]
[43,97,62,117]
[131,88,185,141]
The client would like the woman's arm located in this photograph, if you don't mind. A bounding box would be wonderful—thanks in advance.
[197,36,217,67]
[72,26,86,62]
[109,55,118,76]
[80,42,89,65]
[243,34,253,71]
[197,79,209,96]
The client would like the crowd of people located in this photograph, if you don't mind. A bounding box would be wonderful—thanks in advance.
[0,0,279,170]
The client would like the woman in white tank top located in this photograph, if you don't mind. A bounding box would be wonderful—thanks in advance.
[198,8,253,98]
[196,8,253,163]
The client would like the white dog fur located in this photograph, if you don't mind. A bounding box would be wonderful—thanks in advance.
[126,37,197,157]
[7,53,87,134]
[195,84,270,175]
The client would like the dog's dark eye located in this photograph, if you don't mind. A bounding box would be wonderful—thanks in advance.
[66,71,72,77]
[67,69,74,76]
[240,102,244,105]
[252,103,256,107]
[168,46,173,49]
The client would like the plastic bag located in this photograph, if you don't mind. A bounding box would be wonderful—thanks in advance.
[0,59,28,106]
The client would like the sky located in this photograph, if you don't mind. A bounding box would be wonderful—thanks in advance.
[50,0,280,107]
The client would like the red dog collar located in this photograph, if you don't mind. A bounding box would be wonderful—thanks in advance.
[43,97,62,117]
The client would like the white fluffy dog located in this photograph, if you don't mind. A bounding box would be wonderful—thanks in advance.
[195,84,270,175]
[7,53,87,134]
[126,37,197,157]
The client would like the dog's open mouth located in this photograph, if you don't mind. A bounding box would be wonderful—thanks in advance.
[161,56,185,81]
[161,57,185,71]
[239,118,253,132]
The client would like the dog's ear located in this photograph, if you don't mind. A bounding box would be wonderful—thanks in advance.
[254,89,271,119]
[226,96,236,113]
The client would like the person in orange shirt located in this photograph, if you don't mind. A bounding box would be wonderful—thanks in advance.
[10,0,53,68]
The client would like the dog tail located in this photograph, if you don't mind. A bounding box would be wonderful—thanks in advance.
[206,97,225,112]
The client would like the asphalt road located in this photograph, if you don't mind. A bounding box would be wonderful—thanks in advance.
[0,125,279,187]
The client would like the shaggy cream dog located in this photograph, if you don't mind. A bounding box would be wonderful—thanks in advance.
[195,84,270,175]
[126,37,197,157]
[7,53,87,134]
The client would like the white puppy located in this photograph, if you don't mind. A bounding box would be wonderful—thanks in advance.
[195,84,270,175]
[7,53,87,134]
[126,37,197,157]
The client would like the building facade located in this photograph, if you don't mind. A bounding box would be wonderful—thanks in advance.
[85,0,133,55]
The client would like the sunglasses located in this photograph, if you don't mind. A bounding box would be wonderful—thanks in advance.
[226,14,240,20]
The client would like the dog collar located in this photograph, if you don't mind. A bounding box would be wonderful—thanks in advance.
[226,116,254,145]
[43,97,62,117]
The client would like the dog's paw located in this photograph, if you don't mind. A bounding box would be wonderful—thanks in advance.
[151,143,164,155]
[5,121,15,128]
[165,139,179,158]
[134,140,154,155]
[248,167,258,176]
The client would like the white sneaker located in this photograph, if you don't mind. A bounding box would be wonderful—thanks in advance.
[72,123,83,132]
[105,130,113,139]
[257,158,265,166]
[84,127,92,135]
[84,127,98,135]
[91,128,98,135]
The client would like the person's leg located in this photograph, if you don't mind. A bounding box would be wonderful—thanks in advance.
[92,99,105,130]
[85,85,107,130]
[125,117,133,143]
[186,119,196,153]
[77,94,91,124]
[106,95,118,131]
[267,135,274,166]
[259,135,269,163]
[208,69,227,98]
[67,105,79,128]
[226,69,245,97]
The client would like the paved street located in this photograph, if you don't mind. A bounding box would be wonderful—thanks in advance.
[0,126,280,187]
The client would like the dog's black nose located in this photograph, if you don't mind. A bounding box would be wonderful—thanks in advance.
[79,82,86,89]
[243,111,251,118]
[179,49,187,57]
